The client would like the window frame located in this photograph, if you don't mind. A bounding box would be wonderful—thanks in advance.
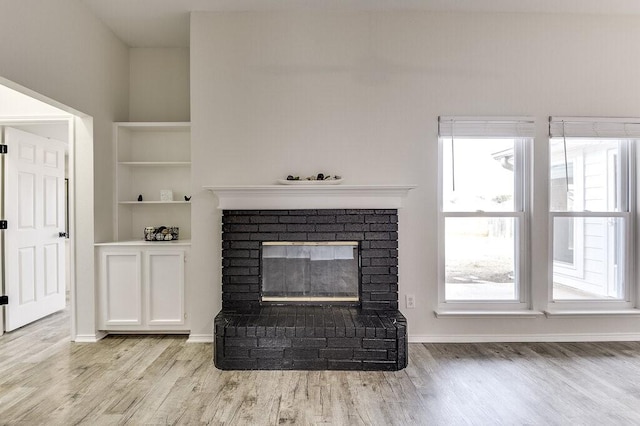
[547,116,638,311]
[437,118,532,311]
[547,136,635,309]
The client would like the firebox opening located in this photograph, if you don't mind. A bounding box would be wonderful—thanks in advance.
[261,241,360,303]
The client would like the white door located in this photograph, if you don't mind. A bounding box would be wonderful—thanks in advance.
[3,127,66,331]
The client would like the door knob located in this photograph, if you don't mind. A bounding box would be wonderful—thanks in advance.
[59,232,68,238]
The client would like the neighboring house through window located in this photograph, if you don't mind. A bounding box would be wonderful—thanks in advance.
[549,118,635,307]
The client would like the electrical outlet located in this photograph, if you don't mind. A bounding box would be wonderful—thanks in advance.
[406,294,416,309]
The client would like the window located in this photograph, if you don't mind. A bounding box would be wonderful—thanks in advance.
[438,117,532,307]
[549,118,635,305]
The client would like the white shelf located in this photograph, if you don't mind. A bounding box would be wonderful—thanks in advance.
[115,122,190,131]
[119,201,191,205]
[114,122,191,241]
[118,161,191,167]
[95,239,192,247]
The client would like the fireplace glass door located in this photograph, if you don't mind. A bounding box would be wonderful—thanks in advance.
[261,242,359,302]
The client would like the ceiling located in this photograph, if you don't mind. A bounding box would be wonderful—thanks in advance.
[81,0,640,47]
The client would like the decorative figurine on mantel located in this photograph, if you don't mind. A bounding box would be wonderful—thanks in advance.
[285,173,341,181]
[184,196,191,201]
[137,194,143,202]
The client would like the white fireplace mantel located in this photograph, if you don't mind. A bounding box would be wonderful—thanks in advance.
[204,184,416,210]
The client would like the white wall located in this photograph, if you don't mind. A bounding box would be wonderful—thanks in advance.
[191,11,640,341]
[129,48,190,122]
[0,0,129,340]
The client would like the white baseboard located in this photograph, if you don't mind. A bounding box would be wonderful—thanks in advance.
[187,333,214,343]
[74,331,107,343]
[409,333,640,343]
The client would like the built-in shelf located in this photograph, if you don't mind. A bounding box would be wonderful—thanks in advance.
[204,184,416,210]
[114,122,191,241]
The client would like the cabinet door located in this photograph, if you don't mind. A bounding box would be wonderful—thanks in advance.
[145,250,185,326]
[100,251,142,327]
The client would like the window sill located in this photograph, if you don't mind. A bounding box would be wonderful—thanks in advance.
[434,310,544,319]
[543,309,640,318]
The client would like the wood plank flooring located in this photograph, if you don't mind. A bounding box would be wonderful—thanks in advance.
[2,307,640,425]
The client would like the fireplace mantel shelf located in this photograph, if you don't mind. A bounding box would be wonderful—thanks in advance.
[204,184,416,210]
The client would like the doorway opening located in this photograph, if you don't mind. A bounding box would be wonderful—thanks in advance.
[0,78,91,340]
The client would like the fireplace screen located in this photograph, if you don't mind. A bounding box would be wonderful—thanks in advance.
[261,242,359,302]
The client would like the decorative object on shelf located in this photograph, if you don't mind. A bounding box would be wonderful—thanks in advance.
[160,189,173,202]
[184,196,191,201]
[278,173,343,185]
[137,194,143,202]
[144,226,179,241]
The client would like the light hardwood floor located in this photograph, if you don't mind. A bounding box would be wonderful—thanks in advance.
[2,308,640,425]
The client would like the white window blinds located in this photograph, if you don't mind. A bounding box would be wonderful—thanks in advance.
[438,116,535,138]
[549,117,640,139]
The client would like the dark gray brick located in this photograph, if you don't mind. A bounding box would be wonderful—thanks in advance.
[258,337,292,347]
[361,266,389,275]
[371,257,398,266]
[306,233,336,241]
[291,338,327,348]
[286,224,316,232]
[259,224,287,232]
[222,215,251,224]
[327,338,363,348]
[285,348,319,359]
[278,233,308,240]
[250,348,285,358]
[318,209,345,215]
[249,216,279,223]
[250,233,279,241]
[354,349,388,360]
[225,337,258,347]
[319,348,354,359]
[307,215,336,224]
[224,347,250,358]
[336,232,364,240]
[337,215,364,223]
[363,339,397,349]
[343,223,369,232]
[365,232,390,240]
[315,224,344,232]
[371,275,398,284]
[223,224,259,233]
[222,249,250,258]
[229,241,261,249]
[279,216,307,224]
[370,223,398,232]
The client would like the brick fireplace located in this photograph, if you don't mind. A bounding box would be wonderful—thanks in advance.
[208,185,414,371]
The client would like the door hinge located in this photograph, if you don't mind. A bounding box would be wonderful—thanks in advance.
[0,220,7,230]
[0,144,6,154]
[0,296,8,305]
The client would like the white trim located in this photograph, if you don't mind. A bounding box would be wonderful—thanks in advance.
[73,331,107,343]
[187,333,214,343]
[409,332,640,343]
[434,310,544,318]
[204,185,416,210]
[543,309,640,318]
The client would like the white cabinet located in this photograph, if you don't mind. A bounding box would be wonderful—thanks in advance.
[97,242,189,332]
[114,122,191,242]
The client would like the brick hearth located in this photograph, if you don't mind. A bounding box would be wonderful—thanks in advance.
[214,209,408,371]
